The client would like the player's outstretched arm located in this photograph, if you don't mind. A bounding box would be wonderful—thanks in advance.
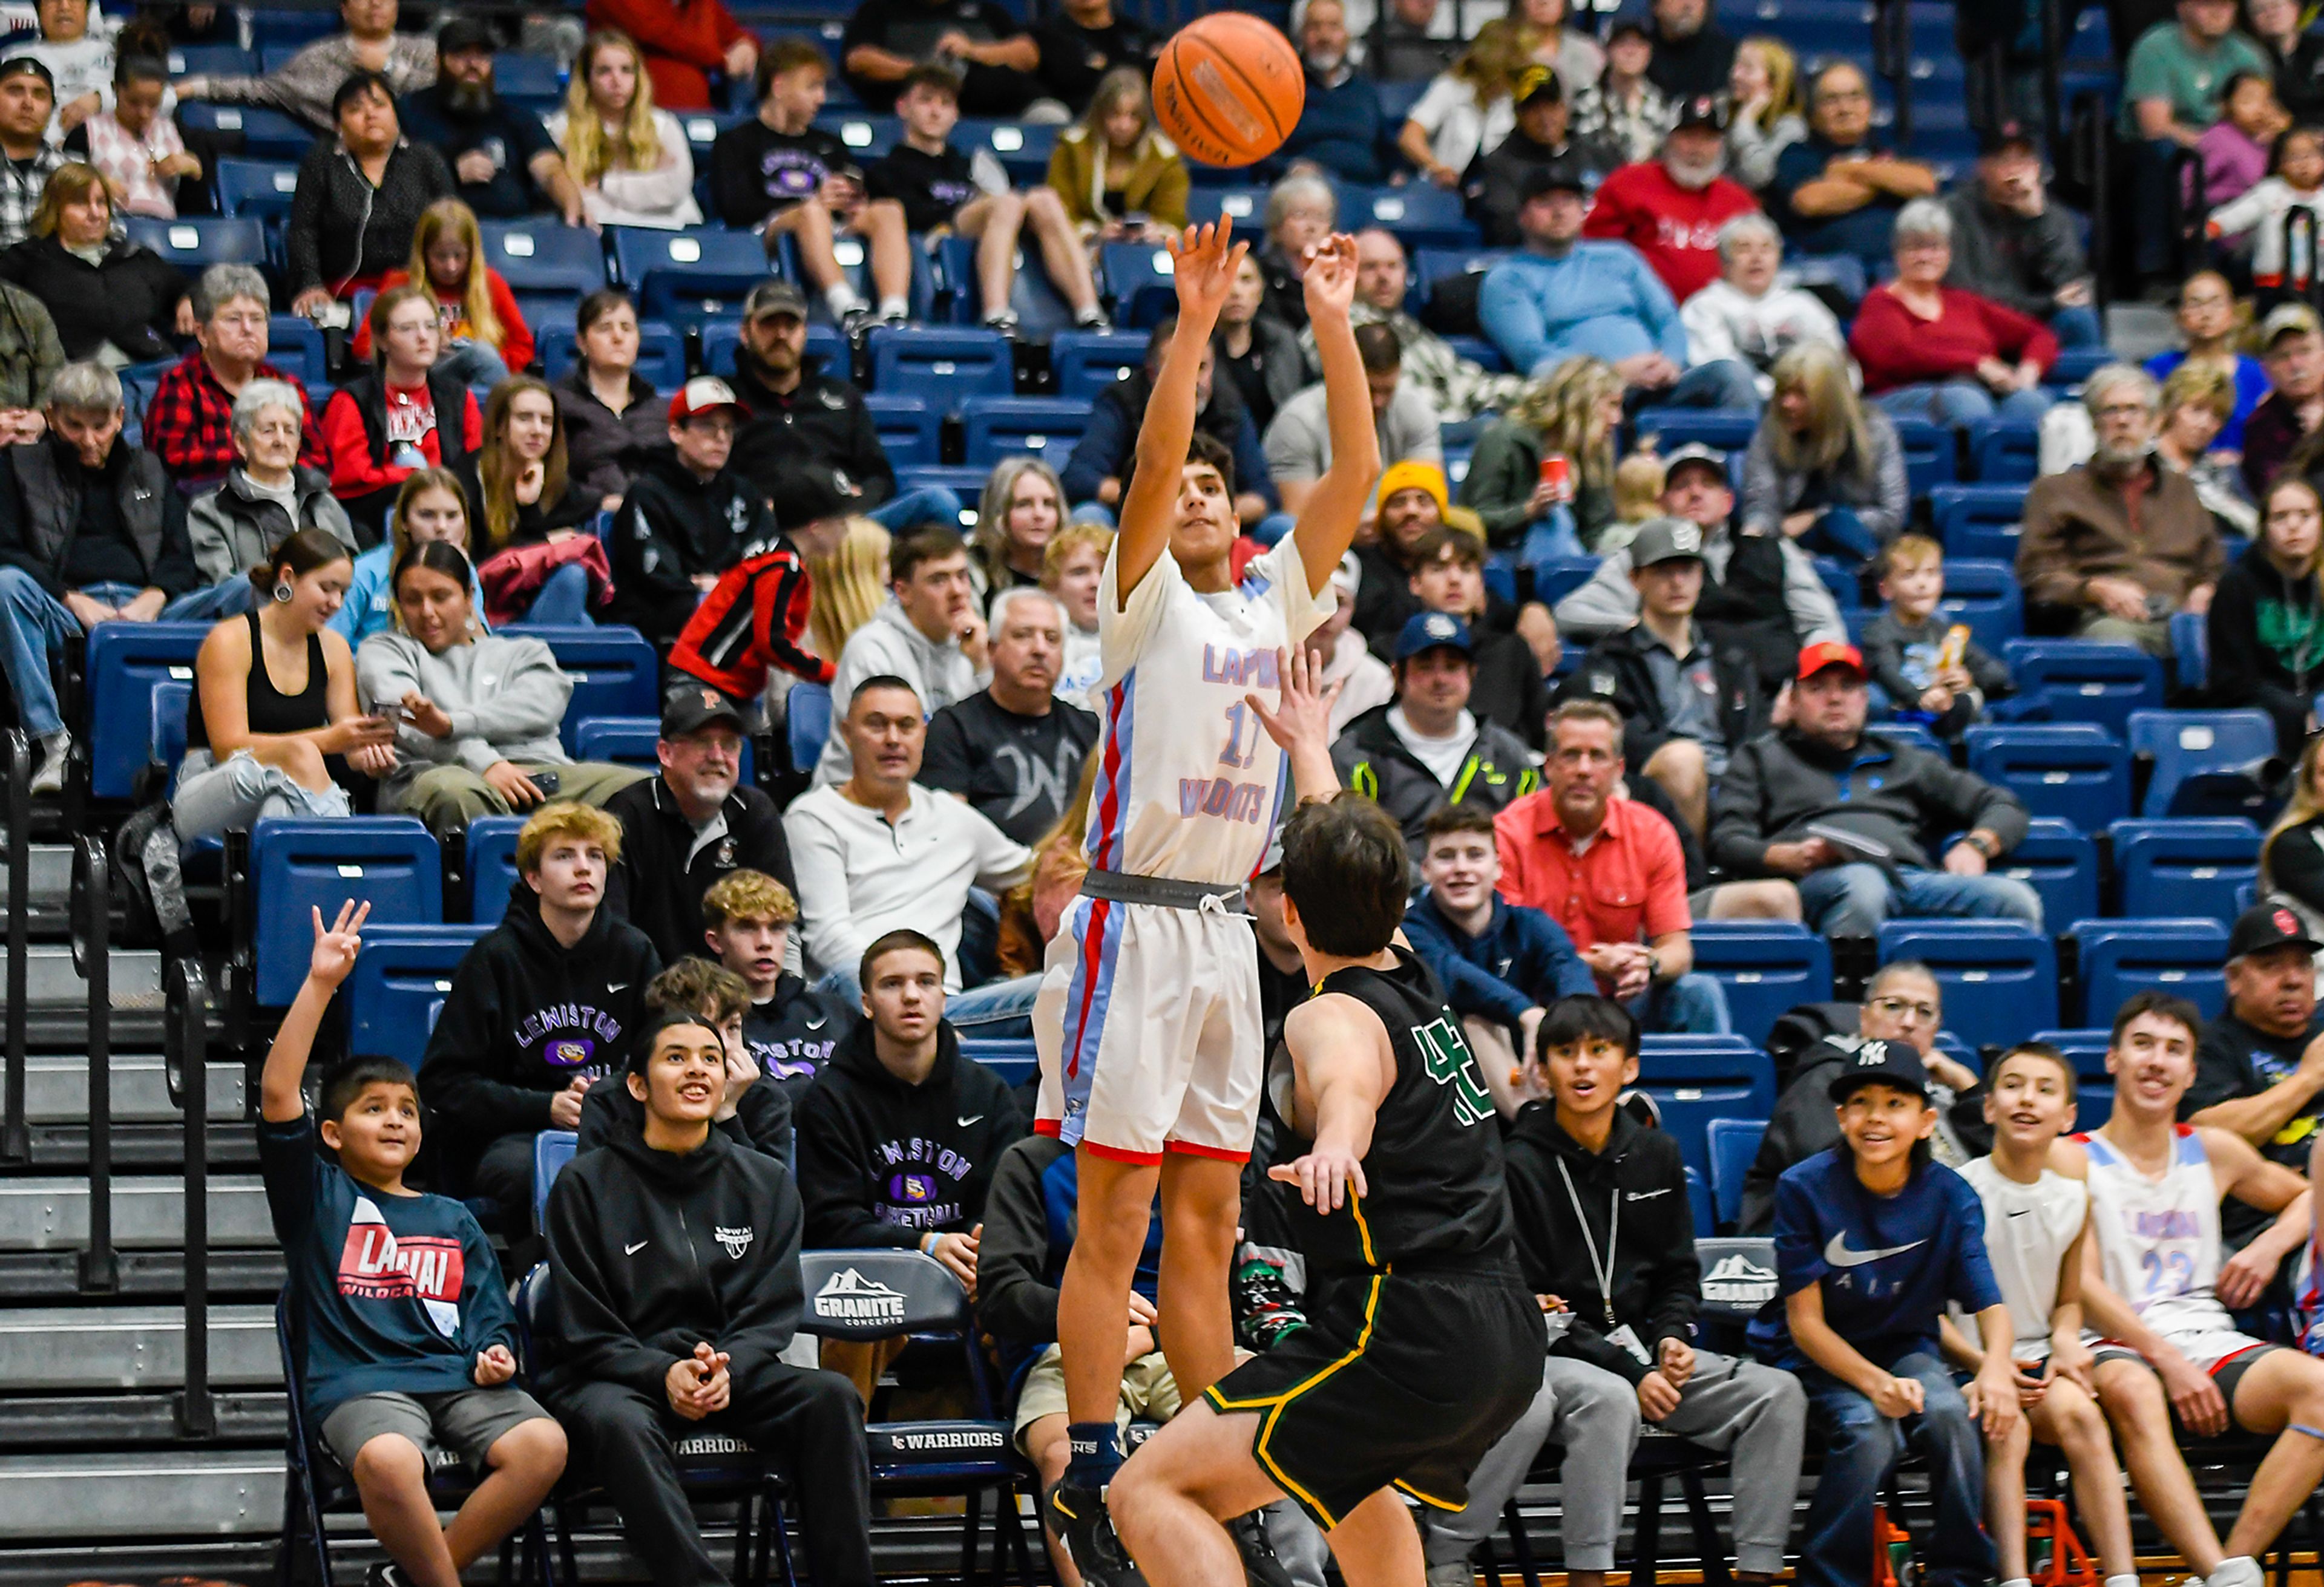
[1114,219,1247,603]
[1287,235,1382,597]
[1247,643,1341,802]
[259,900,369,1123]
[1270,995,1395,1211]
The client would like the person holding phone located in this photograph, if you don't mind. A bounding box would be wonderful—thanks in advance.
[353,539,645,837]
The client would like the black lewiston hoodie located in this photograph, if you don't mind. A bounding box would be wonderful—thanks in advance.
[417,884,662,1165]
[793,1019,1027,1248]
[537,1122,804,1401]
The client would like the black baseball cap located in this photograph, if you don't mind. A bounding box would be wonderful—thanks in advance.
[1828,1039,1931,1104]
[1673,94,1728,133]
[1976,119,2040,157]
[661,685,758,738]
[436,17,497,55]
[1521,159,1589,202]
[773,460,864,533]
[2228,901,2322,961]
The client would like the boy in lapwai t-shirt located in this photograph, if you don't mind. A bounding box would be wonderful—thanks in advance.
[260,903,565,1587]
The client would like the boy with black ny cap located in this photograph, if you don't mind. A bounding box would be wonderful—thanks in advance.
[607,377,781,649]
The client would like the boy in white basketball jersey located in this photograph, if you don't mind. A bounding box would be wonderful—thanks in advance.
[2052,992,2324,1587]
[1940,1042,2135,1587]
[1031,215,1380,1576]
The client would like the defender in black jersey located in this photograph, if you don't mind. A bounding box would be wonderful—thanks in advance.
[1108,790,1544,1585]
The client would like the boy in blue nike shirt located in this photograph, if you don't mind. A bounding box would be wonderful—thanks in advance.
[1748,1042,2021,1587]
[260,902,567,1587]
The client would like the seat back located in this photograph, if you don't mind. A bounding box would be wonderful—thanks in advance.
[960,397,1094,467]
[1890,416,1954,495]
[955,1036,1036,1087]
[214,157,299,220]
[498,624,660,750]
[2003,640,2166,736]
[2029,1027,2116,1129]
[122,215,268,270]
[1928,482,2026,562]
[571,716,661,769]
[479,220,609,302]
[1996,817,2099,924]
[464,816,527,922]
[346,923,491,1067]
[2069,918,2232,1025]
[149,679,190,800]
[1630,1048,1775,1180]
[84,622,211,800]
[2170,610,2211,693]
[1629,409,1759,455]
[2109,817,2263,924]
[1934,558,2024,653]
[1874,920,2058,1049]
[611,227,770,323]
[862,394,940,468]
[266,315,327,384]
[1968,417,2041,482]
[178,103,311,157]
[953,118,1057,183]
[543,318,684,388]
[533,1130,579,1234]
[1048,329,1146,399]
[1097,243,1181,327]
[788,682,832,773]
[1962,722,2129,826]
[866,327,1013,404]
[1332,180,1477,248]
[1705,1116,1764,1232]
[1685,922,1833,1047]
[251,819,443,1006]
[2126,709,2277,819]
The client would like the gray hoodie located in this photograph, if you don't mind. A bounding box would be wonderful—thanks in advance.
[354,629,573,807]
[812,597,983,787]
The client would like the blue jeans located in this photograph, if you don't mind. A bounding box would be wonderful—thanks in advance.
[1631,970,1730,1035]
[1629,357,1761,413]
[439,338,512,394]
[163,579,255,621]
[2049,304,2104,348]
[1796,861,2044,938]
[1796,1353,1992,1587]
[1518,507,1587,568]
[813,964,1042,1040]
[1874,380,2052,428]
[870,486,967,533]
[524,562,594,626]
[0,566,79,736]
[1798,504,1877,564]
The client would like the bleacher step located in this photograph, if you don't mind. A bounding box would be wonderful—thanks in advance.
[0,945,161,1011]
[0,1304,277,1392]
[0,1450,285,1540]
[0,845,69,934]
[0,1176,272,1251]
[22,1052,241,1124]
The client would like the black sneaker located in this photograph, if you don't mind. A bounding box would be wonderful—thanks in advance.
[363,1563,412,1587]
[1045,1479,1146,1587]
[1227,1509,1296,1587]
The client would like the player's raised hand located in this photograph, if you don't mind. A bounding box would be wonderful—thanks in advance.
[307,900,369,989]
[1301,233,1360,323]
[1167,218,1248,324]
[1269,1147,1367,1212]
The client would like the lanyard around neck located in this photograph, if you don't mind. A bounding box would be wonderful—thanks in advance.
[1556,1156,1618,1330]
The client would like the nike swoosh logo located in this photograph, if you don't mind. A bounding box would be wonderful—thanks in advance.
[607,983,628,993]
[1626,1189,1670,1201]
[959,1114,983,1126]
[2007,1208,2030,1217]
[1824,1231,1926,1268]
[805,1015,827,1029]
[625,1240,648,1255]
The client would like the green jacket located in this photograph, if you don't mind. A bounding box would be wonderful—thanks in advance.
[1456,416,1612,551]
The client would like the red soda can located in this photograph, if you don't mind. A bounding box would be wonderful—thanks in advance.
[1540,453,1572,503]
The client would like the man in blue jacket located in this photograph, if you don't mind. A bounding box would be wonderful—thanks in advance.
[1402,804,1595,1116]
[1475,162,1757,410]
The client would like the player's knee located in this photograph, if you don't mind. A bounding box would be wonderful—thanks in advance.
[350,1432,428,1491]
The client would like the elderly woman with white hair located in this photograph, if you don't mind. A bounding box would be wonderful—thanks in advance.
[185,379,358,613]
[1255,166,1336,332]
[1846,197,2057,428]
[1679,212,1846,400]
[1739,341,1908,565]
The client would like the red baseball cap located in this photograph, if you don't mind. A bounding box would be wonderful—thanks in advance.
[669,376,748,425]
[1796,641,1866,681]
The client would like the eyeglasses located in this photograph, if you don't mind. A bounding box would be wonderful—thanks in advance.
[1868,995,1939,1023]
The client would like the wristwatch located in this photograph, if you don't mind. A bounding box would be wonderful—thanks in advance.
[1961,831,2000,859]
[1646,948,1664,980]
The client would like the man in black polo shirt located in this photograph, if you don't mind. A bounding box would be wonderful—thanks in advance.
[2184,903,2324,1252]
[919,586,1097,844]
[603,689,796,970]
[397,19,585,224]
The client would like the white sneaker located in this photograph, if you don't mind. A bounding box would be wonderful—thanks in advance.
[28,730,68,796]
[2208,1558,2263,1587]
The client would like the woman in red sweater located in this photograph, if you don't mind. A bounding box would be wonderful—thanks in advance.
[1848,197,2058,430]
[349,200,535,386]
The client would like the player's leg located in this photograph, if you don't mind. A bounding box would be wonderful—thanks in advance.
[441,1411,566,1569]
[1022,1413,1089,1587]
[347,1430,462,1587]
[849,197,913,312]
[1319,1487,1425,1587]
[1108,1401,1288,1587]
[1057,1152,1164,1450]
[1024,185,1104,318]
[1982,1383,2033,1583]
[1155,1150,1244,1401]
[2026,1375,2136,1583]
[2221,1347,2324,1560]
[2090,1355,2227,1576]
[953,191,1023,321]
[1419,1365,1558,1587]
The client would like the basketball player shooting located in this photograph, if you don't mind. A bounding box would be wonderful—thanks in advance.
[1031,214,1380,1580]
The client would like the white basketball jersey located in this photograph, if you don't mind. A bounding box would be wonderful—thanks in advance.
[1085,533,1334,888]
[1957,1157,2089,1359]
[2080,1127,2239,1344]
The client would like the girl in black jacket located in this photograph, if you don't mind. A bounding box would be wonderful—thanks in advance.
[2210,476,2324,757]
[0,162,189,364]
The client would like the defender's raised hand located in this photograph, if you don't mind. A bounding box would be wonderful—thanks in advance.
[1301,232,1360,323]
[1168,218,1249,325]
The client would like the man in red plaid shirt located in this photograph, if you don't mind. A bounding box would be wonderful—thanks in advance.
[142,266,327,483]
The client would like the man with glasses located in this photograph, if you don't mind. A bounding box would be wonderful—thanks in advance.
[2018,363,2222,656]
[1766,61,1938,272]
[1734,961,1984,1232]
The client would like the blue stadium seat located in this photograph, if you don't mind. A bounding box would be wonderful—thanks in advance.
[960,397,1093,468]
[83,622,209,801]
[1891,417,1954,496]
[122,216,267,271]
[1444,335,1507,372]
[2030,1026,2118,1128]
[930,233,1075,335]
[177,103,311,159]
[346,923,490,1067]
[1934,558,2024,654]
[864,395,940,469]
[533,1130,579,1233]
[611,227,769,324]
[2069,918,2232,1025]
[957,1036,1036,1086]
[2004,640,2166,736]
[214,157,299,220]
[695,318,847,382]
[249,818,442,1007]
[1997,817,2099,925]
[479,221,608,310]
[149,679,189,798]
[464,816,526,922]
[543,318,684,389]
[866,326,1012,405]
[1099,243,1181,326]
[1530,555,1600,605]
[1686,1167,1714,1239]
[491,52,565,105]
[1686,921,1833,1047]
[1788,253,1868,307]
[1631,1047,1775,1182]
[166,43,255,74]
[2170,610,2210,693]
[2109,817,2263,924]
[1333,182,1477,248]
[1928,483,2027,563]
[789,682,832,773]
[1706,1116,1764,1232]
[572,716,662,768]
[1875,920,2058,1049]
[1411,248,1510,313]
[265,315,326,385]
[1049,329,1146,399]
[823,113,901,156]
[2050,347,2114,387]
[893,466,988,518]
[1874,719,1945,757]
[1962,722,2130,826]
[1966,419,2041,482]
[2126,708,2276,819]
[1184,188,1268,226]
[1629,410,1758,456]
[952,118,1058,184]
[1813,557,1859,611]
[498,625,660,750]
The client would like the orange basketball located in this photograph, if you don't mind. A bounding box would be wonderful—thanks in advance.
[1151,14,1305,169]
